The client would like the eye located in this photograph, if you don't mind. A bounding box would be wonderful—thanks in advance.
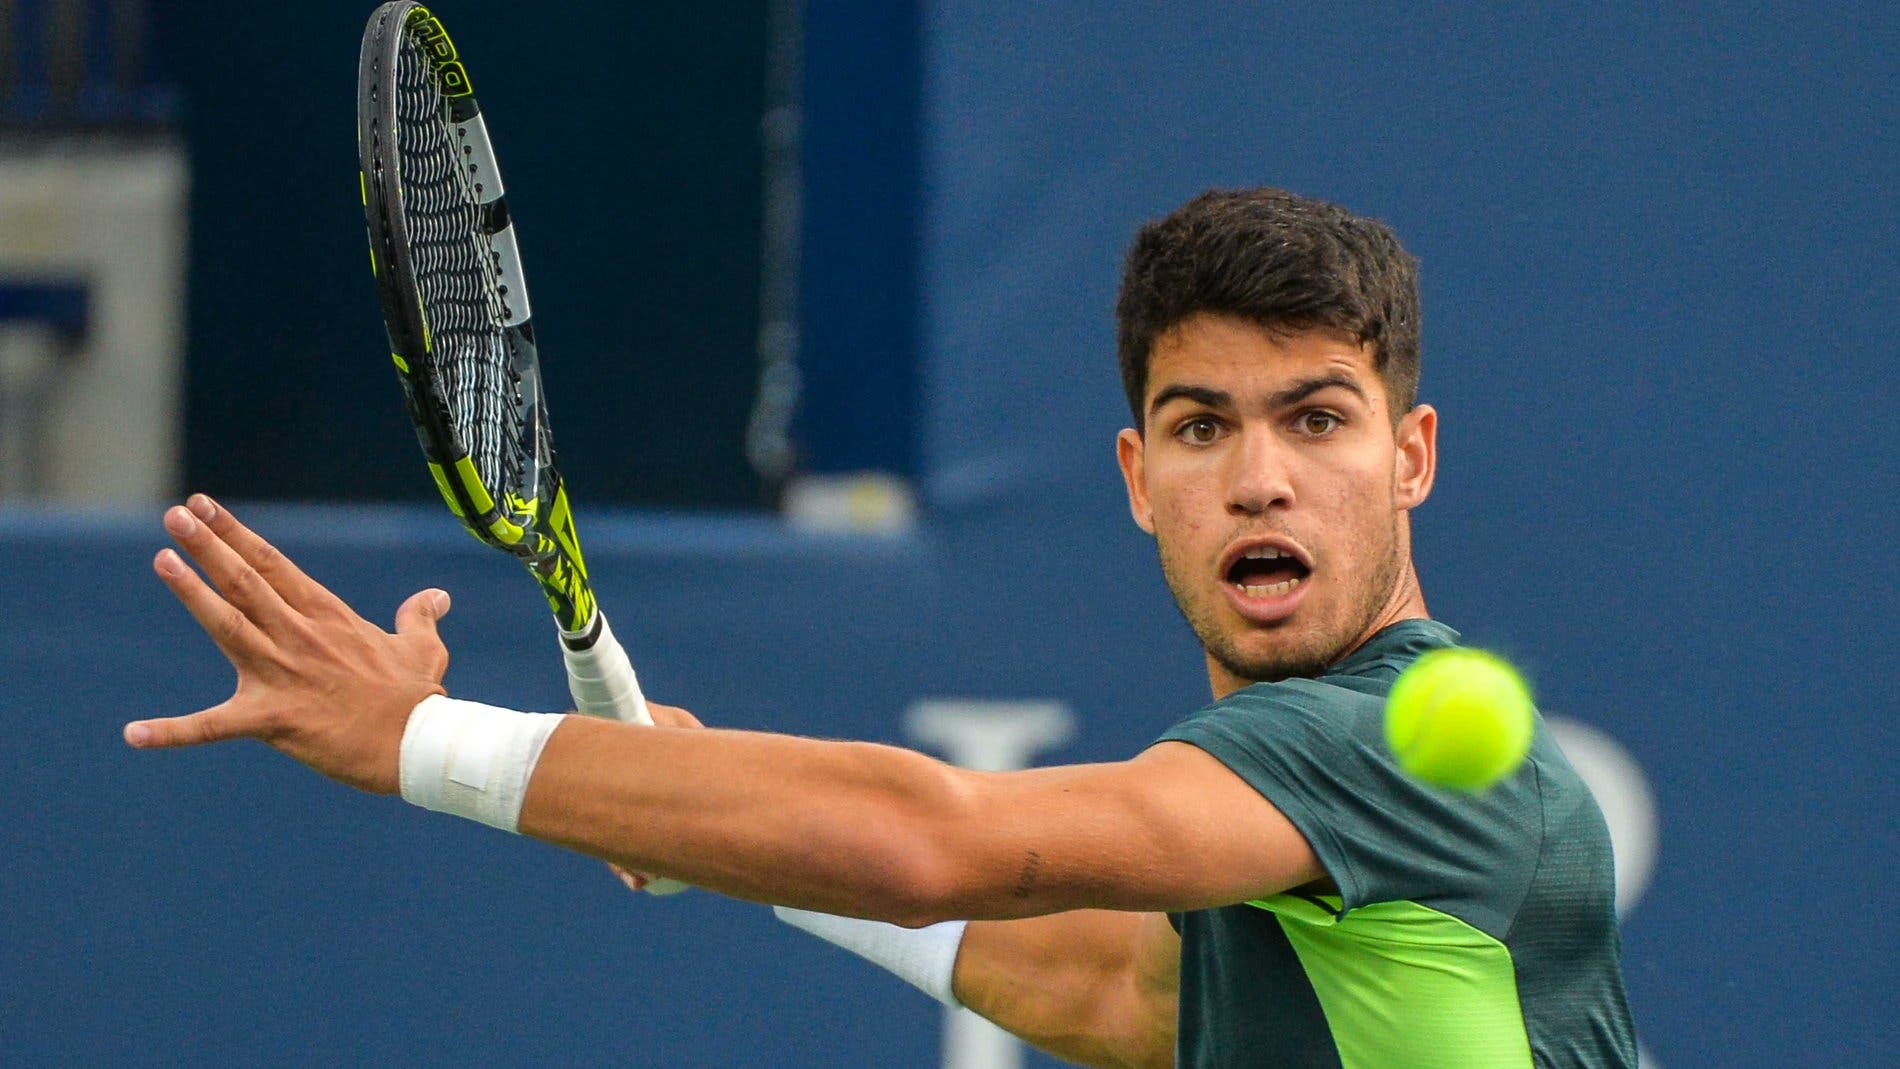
[1176,416,1224,445]
[1296,411,1343,436]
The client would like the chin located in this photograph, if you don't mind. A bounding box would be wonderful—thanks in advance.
[1227,658,1331,685]
[1214,639,1334,684]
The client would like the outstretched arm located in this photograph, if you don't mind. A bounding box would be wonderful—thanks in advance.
[519,716,1314,923]
[128,496,1321,925]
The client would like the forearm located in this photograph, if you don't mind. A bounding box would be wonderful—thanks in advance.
[519,715,1000,922]
[955,911,1176,1069]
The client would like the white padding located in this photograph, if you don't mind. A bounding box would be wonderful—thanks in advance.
[773,907,967,1008]
[400,695,564,833]
[487,224,531,326]
[452,112,506,204]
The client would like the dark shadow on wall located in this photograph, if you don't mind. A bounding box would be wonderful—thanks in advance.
[166,1,769,508]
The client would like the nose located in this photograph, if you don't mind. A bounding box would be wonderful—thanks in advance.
[1225,426,1294,516]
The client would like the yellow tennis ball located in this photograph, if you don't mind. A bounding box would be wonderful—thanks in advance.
[1385,648,1535,791]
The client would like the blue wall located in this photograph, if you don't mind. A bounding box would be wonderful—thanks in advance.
[3,2,1896,1066]
[0,504,1194,1067]
[797,1,923,477]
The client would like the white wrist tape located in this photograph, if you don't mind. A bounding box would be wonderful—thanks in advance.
[399,695,565,833]
[773,906,967,1008]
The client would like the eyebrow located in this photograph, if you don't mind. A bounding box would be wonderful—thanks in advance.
[1268,374,1369,409]
[1147,374,1369,418]
[1147,384,1231,417]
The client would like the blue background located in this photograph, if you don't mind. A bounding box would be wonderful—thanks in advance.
[4,2,1897,1066]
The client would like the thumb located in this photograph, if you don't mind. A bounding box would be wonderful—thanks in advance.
[395,588,451,638]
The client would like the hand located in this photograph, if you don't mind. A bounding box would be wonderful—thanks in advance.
[642,701,703,730]
[607,701,702,892]
[124,494,451,795]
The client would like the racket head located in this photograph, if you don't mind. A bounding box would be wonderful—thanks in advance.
[358,1,596,632]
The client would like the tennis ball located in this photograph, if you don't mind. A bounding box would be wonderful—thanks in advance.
[1384,648,1535,791]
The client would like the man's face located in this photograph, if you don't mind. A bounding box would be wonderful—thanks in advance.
[1116,314,1436,694]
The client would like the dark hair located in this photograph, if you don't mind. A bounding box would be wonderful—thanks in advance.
[1115,188,1421,427]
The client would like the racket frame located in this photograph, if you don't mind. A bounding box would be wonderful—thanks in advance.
[357,1,687,894]
[357,1,597,636]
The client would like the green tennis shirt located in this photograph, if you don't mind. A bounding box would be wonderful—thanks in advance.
[1158,620,1636,1068]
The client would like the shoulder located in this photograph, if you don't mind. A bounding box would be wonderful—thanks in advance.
[1165,675,1389,755]
[1155,666,1561,920]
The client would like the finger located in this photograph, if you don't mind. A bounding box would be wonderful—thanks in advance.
[187,495,344,615]
[606,863,650,893]
[165,504,298,633]
[154,547,272,659]
[647,702,704,729]
[124,701,259,749]
[393,588,452,674]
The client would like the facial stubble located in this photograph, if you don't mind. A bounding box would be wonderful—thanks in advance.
[1158,513,1403,685]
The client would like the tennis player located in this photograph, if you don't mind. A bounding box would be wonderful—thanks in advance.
[128,188,1635,1068]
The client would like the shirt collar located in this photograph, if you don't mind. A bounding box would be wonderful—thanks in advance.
[1328,618,1461,679]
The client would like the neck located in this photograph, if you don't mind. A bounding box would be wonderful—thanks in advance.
[1351,559,1430,650]
[1346,515,1430,659]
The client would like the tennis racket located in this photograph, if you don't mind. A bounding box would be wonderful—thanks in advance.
[356,1,684,893]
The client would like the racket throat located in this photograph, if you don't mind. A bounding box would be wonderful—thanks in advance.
[558,606,606,651]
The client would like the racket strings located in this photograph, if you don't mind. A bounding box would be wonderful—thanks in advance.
[392,36,529,504]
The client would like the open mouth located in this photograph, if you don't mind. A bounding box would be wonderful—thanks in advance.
[1225,546,1312,599]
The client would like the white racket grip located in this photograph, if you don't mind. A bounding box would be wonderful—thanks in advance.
[558,611,690,896]
[561,612,652,725]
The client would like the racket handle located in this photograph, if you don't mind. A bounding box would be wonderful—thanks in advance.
[561,610,652,724]
[558,610,690,896]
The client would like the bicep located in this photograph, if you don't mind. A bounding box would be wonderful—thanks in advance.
[947,741,1322,916]
[1125,740,1325,905]
[1132,909,1181,1003]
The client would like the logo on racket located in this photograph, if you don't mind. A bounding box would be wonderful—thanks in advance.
[405,8,473,98]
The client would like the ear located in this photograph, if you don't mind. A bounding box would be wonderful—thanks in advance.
[1393,404,1437,510]
[1116,427,1156,534]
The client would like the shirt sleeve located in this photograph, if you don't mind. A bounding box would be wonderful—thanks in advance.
[1156,684,1540,934]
